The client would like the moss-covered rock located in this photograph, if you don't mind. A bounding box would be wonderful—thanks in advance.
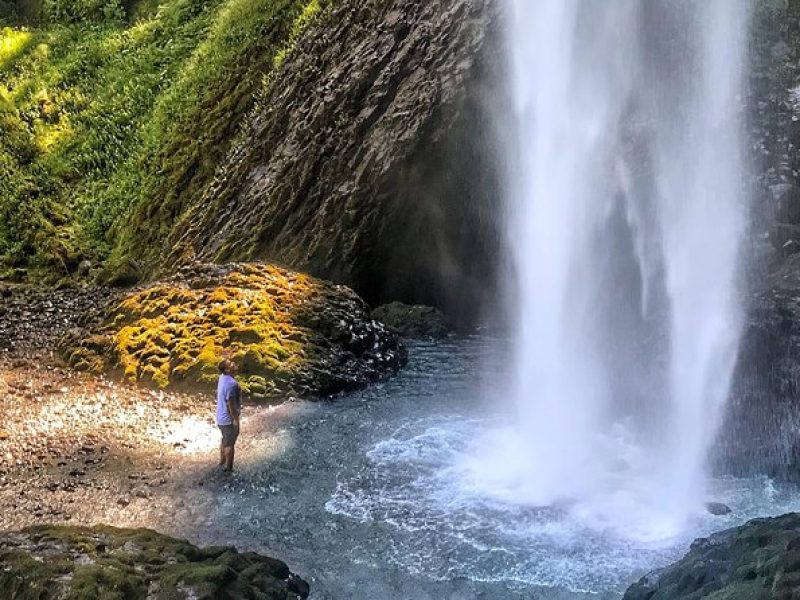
[61,262,405,398]
[0,524,309,599]
[623,513,800,600]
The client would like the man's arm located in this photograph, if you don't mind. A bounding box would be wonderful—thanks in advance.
[226,386,241,427]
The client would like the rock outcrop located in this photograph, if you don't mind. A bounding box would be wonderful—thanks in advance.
[0,525,309,599]
[372,301,452,338]
[716,1,800,479]
[61,263,405,399]
[624,513,800,600]
[163,0,505,325]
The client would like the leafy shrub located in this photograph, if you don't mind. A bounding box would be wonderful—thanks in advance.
[42,0,125,23]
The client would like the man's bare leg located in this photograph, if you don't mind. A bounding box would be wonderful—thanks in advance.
[224,446,235,472]
[219,444,225,467]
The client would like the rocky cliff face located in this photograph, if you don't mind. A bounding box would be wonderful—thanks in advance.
[161,0,505,325]
[718,0,800,478]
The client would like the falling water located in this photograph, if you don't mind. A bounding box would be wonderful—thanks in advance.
[482,0,750,537]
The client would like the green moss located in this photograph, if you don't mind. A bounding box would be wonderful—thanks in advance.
[0,524,302,599]
[70,264,318,393]
[272,0,322,69]
[69,565,147,599]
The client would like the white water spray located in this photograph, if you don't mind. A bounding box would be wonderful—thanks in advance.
[479,0,750,537]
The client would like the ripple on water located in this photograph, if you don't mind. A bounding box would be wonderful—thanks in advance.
[326,413,800,594]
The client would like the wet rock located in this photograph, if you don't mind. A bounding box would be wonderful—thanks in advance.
[288,574,310,598]
[705,502,732,516]
[0,525,309,599]
[76,259,93,277]
[63,263,405,399]
[623,513,800,600]
[372,302,453,338]
[720,253,800,478]
[769,223,800,255]
[772,40,792,60]
[771,183,800,224]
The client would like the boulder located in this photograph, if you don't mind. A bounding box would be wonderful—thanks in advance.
[97,257,143,288]
[623,513,800,600]
[705,502,732,516]
[61,263,405,399]
[76,259,93,277]
[0,524,309,599]
[372,301,453,338]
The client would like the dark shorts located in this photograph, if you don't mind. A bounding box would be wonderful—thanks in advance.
[219,424,239,448]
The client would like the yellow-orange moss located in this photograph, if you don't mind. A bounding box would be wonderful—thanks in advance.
[102,264,320,393]
[62,262,404,399]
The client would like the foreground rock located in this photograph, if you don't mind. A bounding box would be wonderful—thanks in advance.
[0,525,309,599]
[624,513,800,600]
[372,302,453,338]
[62,263,405,399]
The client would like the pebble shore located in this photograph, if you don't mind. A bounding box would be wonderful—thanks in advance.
[0,284,276,539]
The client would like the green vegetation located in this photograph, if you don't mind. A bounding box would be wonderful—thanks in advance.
[0,0,327,281]
[0,524,298,599]
[88,264,317,391]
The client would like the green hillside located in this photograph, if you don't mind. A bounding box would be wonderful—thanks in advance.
[0,0,323,282]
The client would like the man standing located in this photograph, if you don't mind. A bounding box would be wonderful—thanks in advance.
[216,358,241,472]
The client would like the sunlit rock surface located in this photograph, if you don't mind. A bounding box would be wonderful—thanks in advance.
[624,513,800,600]
[62,263,405,399]
[0,525,309,599]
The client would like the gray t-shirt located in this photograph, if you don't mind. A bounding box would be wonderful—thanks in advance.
[216,374,241,426]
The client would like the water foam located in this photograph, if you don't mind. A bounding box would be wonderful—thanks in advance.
[326,415,799,593]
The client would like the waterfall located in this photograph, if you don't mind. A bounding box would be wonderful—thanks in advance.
[482,0,750,537]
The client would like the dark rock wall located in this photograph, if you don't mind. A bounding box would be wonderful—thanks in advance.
[719,0,800,478]
[165,0,506,325]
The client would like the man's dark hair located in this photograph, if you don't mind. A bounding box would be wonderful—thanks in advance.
[218,359,232,374]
